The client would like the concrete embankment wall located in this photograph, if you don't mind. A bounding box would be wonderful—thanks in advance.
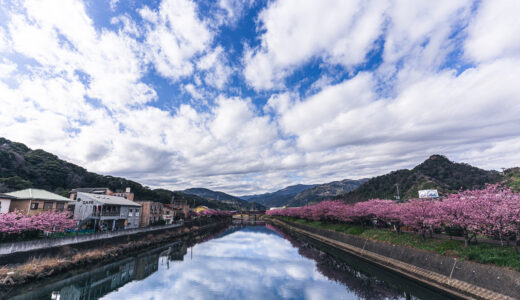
[0,220,217,265]
[270,217,520,300]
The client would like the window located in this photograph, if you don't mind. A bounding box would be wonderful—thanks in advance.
[31,203,39,210]
[43,202,53,211]
[129,209,133,217]
[135,209,139,217]
[56,202,65,211]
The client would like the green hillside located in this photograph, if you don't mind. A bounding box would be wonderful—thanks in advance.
[0,137,238,210]
[339,155,503,203]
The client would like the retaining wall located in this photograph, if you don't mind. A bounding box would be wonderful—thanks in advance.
[271,217,520,300]
[0,218,228,265]
[0,224,182,257]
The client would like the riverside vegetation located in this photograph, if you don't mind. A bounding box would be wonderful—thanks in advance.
[268,184,520,270]
[276,216,520,271]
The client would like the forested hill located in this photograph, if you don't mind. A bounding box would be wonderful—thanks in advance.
[240,184,317,207]
[240,179,367,208]
[183,188,265,210]
[0,137,245,210]
[339,155,504,203]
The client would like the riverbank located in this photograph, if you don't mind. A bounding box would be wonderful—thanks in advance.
[266,216,520,300]
[276,216,520,271]
[0,218,230,289]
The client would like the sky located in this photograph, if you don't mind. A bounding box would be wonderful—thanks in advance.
[0,0,519,195]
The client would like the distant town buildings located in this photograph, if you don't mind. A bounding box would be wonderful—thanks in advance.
[194,205,209,213]
[0,186,204,232]
[163,204,174,224]
[173,198,189,219]
[135,201,164,227]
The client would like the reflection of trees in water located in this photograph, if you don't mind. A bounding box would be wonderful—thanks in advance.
[8,225,230,300]
[266,224,406,300]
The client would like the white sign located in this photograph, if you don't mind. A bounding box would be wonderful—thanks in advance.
[419,189,439,198]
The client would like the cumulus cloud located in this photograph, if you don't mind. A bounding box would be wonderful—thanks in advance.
[0,0,519,195]
[464,0,520,63]
[140,0,213,80]
[244,0,388,90]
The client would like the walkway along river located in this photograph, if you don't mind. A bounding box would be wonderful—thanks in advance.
[4,223,462,300]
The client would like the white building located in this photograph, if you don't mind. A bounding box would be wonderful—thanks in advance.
[74,192,141,231]
[0,193,14,213]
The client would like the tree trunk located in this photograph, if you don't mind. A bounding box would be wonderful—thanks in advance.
[516,229,520,253]
[463,230,469,248]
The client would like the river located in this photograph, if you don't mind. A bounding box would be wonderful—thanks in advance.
[5,223,455,300]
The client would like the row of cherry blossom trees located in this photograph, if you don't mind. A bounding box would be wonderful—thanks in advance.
[267,185,520,249]
[0,211,76,236]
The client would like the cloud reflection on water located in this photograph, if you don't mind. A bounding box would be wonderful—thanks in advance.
[101,227,357,300]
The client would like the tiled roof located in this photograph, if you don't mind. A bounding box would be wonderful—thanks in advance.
[77,192,141,207]
[5,189,72,202]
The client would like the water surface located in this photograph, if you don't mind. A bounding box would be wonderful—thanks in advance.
[8,224,453,300]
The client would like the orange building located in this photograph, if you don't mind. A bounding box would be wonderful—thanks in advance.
[135,201,164,227]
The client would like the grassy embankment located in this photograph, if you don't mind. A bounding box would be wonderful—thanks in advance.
[277,216,520,271]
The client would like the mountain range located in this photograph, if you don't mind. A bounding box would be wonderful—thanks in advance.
[240,180,369,208]
[182,188,265,210]
[2,137,518,210]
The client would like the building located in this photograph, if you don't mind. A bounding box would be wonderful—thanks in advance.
[162,204,174,224]
[173,198,190,219]
[135,201,164,227]
[0,193,15,214]
[74,192,141,231]
[1,189,72,215]
[70,187,135,201]
[193,206,209,213]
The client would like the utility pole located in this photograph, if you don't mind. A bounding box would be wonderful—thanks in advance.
[171,195,175,224]
[395,184,400,201]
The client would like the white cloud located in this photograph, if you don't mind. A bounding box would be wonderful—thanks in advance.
[0,0,519,196]
[464,0,520,63]
[0,59,17,79]
[140,0,213,80]
[216,0,255,26]
[244,0,388,90]
[197,46,233,89]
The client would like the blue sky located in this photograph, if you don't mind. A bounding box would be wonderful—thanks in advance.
[0,0,520,195]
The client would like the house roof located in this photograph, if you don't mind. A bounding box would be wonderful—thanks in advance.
[71,187,111,194]
[0,193,16,199]
[77,192,141,207]
[5,189,72,202]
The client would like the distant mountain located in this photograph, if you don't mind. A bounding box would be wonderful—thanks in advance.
[0,137,242,210]
[339,155,503,203]
[289,179,369,206]
[183,188,265,210]
[241,179,368,208]
[240,184,317,207]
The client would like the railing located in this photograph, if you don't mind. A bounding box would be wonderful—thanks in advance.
[92,211,121,217]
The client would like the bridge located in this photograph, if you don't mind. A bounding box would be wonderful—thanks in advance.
[232,210,265,222]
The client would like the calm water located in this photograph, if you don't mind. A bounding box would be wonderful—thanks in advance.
[7,224,453,300]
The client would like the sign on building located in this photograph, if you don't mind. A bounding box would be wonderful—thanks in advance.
[418,189,439,198]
